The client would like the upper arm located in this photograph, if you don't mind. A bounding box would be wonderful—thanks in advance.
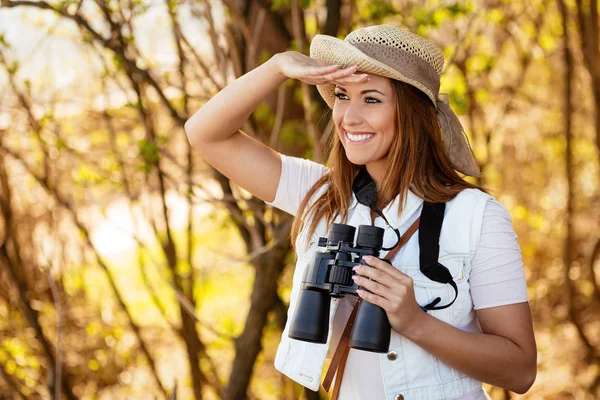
[476,303,537,366]
[471,198,536,371]
[189,129,282,203]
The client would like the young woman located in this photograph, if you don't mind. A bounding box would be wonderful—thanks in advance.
[185,24,536,400]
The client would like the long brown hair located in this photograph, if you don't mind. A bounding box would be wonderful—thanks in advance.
[291,79,491,250]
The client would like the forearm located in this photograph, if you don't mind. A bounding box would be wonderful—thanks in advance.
[403,311,536,394]
[184,53,288,147]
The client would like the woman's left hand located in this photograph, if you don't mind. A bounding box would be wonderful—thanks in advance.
[352,255,423,335]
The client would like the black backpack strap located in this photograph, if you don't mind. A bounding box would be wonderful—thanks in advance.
[418,202,458,312]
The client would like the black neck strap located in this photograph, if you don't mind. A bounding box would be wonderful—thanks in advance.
[351,168,400,251]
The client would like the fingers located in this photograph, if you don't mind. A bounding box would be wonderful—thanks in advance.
[317,64,340,73]
[335,73,370,85]
[354,256,412,284]
[355,287,393,310]
[319,65,369,84]
[321,65,356,79]
[352,257,413,312]
[352,269,411,300]
[352,273,391,296]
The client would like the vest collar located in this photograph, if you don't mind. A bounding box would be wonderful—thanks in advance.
[350,186,424,229]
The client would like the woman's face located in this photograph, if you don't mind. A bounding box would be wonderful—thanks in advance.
[332,74,397,166]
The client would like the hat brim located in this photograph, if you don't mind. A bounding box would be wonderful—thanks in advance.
[309,34,437,109]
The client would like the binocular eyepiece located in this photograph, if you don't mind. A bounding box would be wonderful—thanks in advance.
[288,223,393,353]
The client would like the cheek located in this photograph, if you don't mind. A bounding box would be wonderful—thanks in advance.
[384,134,396,151]
[332,111,345,139]
[372,109,395,128]
[377,113,396,143]
[332,108,343,124]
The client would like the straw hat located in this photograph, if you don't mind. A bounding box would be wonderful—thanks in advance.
[309,24,481,178]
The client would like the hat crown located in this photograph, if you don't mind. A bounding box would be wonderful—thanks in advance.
[344,24,445,76]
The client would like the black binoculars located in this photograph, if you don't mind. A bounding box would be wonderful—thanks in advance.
[288,223,393,353]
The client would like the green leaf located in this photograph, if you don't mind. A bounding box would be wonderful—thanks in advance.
[75,165,104,184]
[112,54,124,71]
[39,112,54,127]
[474,88,490,103]
[138,139,159,165]
[90,129,109,145]
[81,30,94,43]
[259,49,272,65]
[7,61,19,75]
[432,9,450,26]
[88,359,100,371]
[56,138,67,151]
[486,8,504,24]
[253,103,274,126]
[271,0,290,11]
[0,33,10,48]
[539,35,557,52]
[447,1,473,15]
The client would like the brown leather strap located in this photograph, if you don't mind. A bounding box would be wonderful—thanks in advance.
[322,216,421,397]
[387,216,420,260]
[322,296,359,394]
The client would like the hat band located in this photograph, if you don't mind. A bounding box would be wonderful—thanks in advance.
[350,41,441,102]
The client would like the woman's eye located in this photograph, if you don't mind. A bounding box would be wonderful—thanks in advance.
[334,93,380,103]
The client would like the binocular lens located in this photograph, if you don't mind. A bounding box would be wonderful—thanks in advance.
[356,225,385,249]
[288,289,331,344]
[327,223,356,245]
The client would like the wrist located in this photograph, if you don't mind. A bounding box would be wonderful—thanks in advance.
[400,307,430,341]
[271,52,289,80]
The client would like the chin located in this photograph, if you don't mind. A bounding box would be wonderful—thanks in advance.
[344,152,375,166]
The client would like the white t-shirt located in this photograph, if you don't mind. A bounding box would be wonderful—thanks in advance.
[268,154,528,399]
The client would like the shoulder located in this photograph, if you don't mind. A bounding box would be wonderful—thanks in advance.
[445,188,495,216]
[281,154,331,201]
[443,189,506,252]
[451,188,494,203]
[451,189,511,220]
[281,154,329,180]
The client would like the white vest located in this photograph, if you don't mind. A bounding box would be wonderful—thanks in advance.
[274,187,493,399]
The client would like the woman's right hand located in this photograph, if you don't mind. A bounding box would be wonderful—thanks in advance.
[274,51,369,85]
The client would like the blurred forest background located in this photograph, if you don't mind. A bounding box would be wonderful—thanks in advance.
[0,0,598,398]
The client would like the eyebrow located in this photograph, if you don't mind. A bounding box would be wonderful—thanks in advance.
[335,86,386,96]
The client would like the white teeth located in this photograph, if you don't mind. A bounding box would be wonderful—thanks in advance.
[347,132,374,142]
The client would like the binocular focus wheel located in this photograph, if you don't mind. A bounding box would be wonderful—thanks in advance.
[329,264,353,286]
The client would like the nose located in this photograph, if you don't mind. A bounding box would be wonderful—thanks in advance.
[342,101,364,127]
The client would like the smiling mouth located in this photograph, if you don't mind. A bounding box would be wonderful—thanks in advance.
[345,130,375,143]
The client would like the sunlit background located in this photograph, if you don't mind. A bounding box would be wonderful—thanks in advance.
[0,0,599,399]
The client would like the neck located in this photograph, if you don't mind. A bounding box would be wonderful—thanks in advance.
[366,160,386,188]
[366,160,390,210]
